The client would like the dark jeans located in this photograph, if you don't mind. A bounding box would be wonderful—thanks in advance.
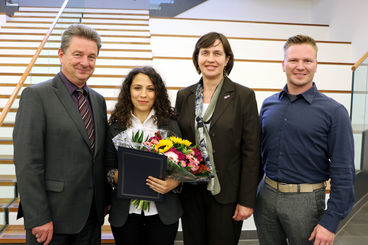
[111,214,179,245]
[254,179,326,245]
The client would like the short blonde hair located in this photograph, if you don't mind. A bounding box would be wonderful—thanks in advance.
[284,35,318,57]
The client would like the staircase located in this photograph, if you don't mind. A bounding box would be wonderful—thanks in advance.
[0,6,152,243]
[0,5,354,245]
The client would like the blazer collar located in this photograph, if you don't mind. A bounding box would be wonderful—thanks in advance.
[210,76,235,128]
[188,76,235,130]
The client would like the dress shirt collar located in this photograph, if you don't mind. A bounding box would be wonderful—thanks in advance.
[59,72,89,96]
[279,82,317,104]
[131,109,156,127]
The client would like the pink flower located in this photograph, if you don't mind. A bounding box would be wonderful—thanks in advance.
[186,154,200,165]
[180,160,187,167]
[192,148,203,162]
[177,151,186,161]
[188,163,199,172]
[164,151,179,163]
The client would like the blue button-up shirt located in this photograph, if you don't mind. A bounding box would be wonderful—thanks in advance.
[260,83,355,233]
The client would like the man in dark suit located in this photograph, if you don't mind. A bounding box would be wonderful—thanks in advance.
[13,24,107,245]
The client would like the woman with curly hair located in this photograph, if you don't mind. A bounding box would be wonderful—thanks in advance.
[104,66,182,245]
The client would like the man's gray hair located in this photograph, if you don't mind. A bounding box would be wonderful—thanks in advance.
[60,24,101,54]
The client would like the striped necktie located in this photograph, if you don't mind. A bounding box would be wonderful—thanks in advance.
[76,89,95,150]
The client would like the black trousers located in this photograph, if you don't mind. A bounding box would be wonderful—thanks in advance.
[180,183,243,245]
[111,213,179,245]
[26,203,101,245]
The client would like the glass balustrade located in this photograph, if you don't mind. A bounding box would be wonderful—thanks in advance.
[351,56,368,171]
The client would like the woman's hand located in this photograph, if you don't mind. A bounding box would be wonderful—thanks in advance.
[114,170,119,184]
[146,176,180,194]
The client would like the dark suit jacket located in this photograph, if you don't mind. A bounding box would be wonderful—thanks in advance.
[105,119,183,226]
[13,74,107,234]
[175,77,261,208]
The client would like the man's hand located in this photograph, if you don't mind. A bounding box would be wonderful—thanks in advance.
[232,204,253,221]
[309,224,335,245]
[32,221,53,245]
[146,176,180,194]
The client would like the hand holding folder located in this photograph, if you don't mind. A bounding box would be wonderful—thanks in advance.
[117,147,167,201]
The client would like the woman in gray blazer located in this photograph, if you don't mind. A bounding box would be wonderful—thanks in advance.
[104,67,182,245]
[175,32,261,245]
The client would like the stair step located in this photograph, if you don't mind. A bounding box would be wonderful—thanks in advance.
[9,17,149,25]
[0,31,151,38]
[0,198,14,211]
[14,12,149,19]
[18,7,148,14]
[0,176,16,185]
[0,72,140,78]
[10,11,150,18]
[2,26,150,33]
[3,23,150,30]
[0,139,12,145]
[7,198,18,213]
[42,21,150,27]
[0,175,16,198]
[0,28,150,36]
[0,46,151,52]
[0,225,114,243]
[15,10,148,17]
[0,156,13,164]
[0,38,150,45]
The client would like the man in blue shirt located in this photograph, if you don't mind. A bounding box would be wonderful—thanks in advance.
[254,35,355,245]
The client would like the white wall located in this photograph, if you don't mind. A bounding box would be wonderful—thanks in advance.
[177,0,314,23]
[177,0,367,63]
[312,0,368,62]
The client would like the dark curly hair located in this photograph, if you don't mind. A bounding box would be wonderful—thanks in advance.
[109,66,175,128]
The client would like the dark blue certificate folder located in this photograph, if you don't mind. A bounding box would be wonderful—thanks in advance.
[117,147,167,201]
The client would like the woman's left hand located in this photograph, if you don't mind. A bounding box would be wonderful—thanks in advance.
[146,176,180,194]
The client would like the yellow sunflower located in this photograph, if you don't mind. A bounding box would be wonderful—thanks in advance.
[169,136,183,145]
[155,139,173,153]
[182,139,192,147]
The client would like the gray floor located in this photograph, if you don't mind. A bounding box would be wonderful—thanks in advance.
[175,199,368,244]
[334,200,368,245]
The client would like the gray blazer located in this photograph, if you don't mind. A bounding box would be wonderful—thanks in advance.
[105,119,183,226]
[13,74,108,234]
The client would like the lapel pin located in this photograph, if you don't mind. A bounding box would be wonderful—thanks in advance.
[224,94,230,99]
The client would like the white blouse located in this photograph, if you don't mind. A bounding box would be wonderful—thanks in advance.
[112,109,159,216]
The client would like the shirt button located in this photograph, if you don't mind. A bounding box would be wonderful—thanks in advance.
[284,118,287,121]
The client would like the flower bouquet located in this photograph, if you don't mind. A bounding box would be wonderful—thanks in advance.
[132,130,211,182]
[118,130,211,211]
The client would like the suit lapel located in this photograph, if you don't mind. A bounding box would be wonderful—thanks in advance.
[187,86,197,139]
[210,77,235,128]
[52,76,92,150]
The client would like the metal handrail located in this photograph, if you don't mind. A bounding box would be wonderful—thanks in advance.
[0,0,70,126]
